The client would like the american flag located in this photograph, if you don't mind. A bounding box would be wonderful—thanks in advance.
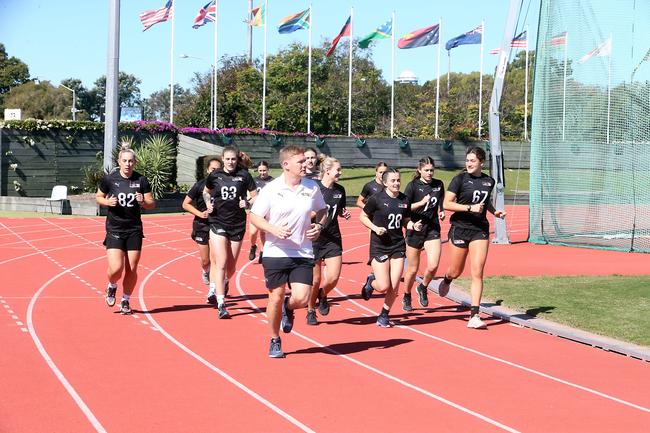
[511,31,527,48]
[193,0,216,29]
[549,31,567,46]
[140,0,173,32]
[489,48,500,55]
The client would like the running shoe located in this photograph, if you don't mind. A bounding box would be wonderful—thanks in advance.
[467,315,487,329]
[120,299,132,315]
[201,270,210,285]
[416,283,429,307]
[402,293,413,312]
[206,291,217,305]
[361,273,375,301]
[306,309,318,326]
[258,251,263,264]
[438,277,451,297]
[318,289,330,316]
[281,296,294,333]
[248,245,257,261]
[105,285,117,307]
[376,314,393,328]
[269,337,285,358]
[218,304,230,319]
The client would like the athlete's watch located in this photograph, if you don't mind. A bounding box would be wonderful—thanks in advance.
[467,205,472,212]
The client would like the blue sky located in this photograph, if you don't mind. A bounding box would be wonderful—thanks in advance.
[1,0,539,97]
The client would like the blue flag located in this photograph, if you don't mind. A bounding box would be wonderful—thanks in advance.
[445,25,483,51]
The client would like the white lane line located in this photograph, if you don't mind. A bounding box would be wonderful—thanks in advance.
[20,328,28,332]
[26,255,108,433]
[234,256,520,433]
[138,254,316,433]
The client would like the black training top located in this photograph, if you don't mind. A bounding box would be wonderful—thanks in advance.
[205,167,256,227]
[359,179,384,201]
[99,170,151,233]
[403,177,445,228]
[314,181,347,246]
[305,171,320,181]
[254,175,274,192]
[447,171,495,232]
[363,190,410,251]
[186,178,210,229]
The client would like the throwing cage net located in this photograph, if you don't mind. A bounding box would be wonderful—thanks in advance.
[529,0,650,252]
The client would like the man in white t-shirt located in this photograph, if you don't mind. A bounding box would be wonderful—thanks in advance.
[250,145,327,358]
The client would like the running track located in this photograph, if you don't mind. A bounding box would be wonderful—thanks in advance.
[1,207,649,433]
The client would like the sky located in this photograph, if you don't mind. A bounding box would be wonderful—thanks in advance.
[1,0,539,98]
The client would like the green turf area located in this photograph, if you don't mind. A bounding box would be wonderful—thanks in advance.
[453,275,650,347]
[337,168,529,199]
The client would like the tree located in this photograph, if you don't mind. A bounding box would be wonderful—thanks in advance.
[143,84,191,123]
[0,43,30,111]
[2,80,71,119]
[85,72,142,120]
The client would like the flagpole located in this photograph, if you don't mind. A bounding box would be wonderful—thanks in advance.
[524,25,529,140]
[247,0,253,63]
[390,11,395,138]
[170,0,176,123]
[435,18,441,139]
[447,51,451,95]
[348,8,353,137]
[262,0,268,129]
[607,34,612,144]
[562,32,568,141]
[213,0,219,129]
[307,4,312,134]
[478,20,484,139]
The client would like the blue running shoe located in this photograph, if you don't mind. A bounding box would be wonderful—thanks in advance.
[281,296,294,333]
[218,304,230,319]
[361,273,375,301]
[376,313,393,328]
[416,283,429,307]
[269,337,285,358]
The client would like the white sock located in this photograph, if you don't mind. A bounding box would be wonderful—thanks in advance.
[208,283,216,295]
[217,295,225,307]
[108,282,117,289]
[122,294,130,301]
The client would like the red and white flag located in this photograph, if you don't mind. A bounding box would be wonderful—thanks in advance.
[577,37,612,64]
[140,0,173,32]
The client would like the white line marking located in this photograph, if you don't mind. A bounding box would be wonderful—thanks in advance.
[20,327,28,332]
[140,320,149,325]
[0,300,6,303]
[16,321,23,326]
[8,310,14,314]
[138,254,316,433]
[11,315,18,320]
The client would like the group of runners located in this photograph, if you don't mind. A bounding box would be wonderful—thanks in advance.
[96,144,505,358]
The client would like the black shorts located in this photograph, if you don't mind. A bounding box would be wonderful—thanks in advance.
[210,223,245,242]
[191,229,210,245]
[368,246,406,265]
[313,240,343,261]
[263,257,315,290]
[103,231,144,251]
[406,225,441,249]
[448,226,489,249]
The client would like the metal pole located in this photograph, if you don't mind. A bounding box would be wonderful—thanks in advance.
[60,84,77,121]
[103,0,120,172]
[214,0,219,129]
[262,0,268,129]
[435,18,441,139]
[478,20,484,139]
[307,4,312,134]
[488,0,522,244]
[607,34,612,144]
[347,8,353,137]
[390,11,395,138]
[524,24,529,140]
[562,32,568,141]
[169,0,175,123]
[247,0,253,63]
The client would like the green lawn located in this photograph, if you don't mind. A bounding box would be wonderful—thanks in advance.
[453,275,650,347]
[337,167,529,198]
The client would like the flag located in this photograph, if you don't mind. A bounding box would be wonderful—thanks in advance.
[633,47,650,75]
[489,48,500,55]
[358,18,393,49]
[192,0,216,29]
[445,25,483,50]
[326,16,351,57]
[139,0,173,32]
[576,37,612,64]
[249,4,265,27]
[511,30,527,48]
[398,24,439,49]
[278,9,310,34]
[548,31,567,46]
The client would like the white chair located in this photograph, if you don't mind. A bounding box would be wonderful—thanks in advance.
[45,185,68,214]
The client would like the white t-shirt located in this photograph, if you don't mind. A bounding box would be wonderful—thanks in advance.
[250,174,327,258]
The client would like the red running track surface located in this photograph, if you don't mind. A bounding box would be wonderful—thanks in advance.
[0,209,649,433]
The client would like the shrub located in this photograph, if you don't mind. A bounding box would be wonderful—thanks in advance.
[133,134,175,199]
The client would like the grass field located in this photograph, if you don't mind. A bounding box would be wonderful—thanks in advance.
[453,275,650,347]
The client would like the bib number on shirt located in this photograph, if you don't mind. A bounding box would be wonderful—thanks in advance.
[117,192,136,208]
[423,196,438,213]
[387,213,402,229]
[472,190,489,204]
[221,186,237,200]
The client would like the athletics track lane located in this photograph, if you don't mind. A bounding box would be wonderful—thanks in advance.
[1,212,649,432]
